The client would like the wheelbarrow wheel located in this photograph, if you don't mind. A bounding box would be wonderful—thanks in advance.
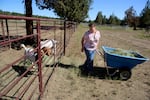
[119,69,132,81]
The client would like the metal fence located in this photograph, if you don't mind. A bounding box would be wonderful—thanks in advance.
[0,15,76,99]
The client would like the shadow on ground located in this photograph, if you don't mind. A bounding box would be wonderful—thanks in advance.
[57,63,76,68]
[79,65,121,80]
[12,65,33,77]
[57,63,121,80]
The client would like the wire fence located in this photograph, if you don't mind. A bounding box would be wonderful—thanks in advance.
[0,15,76,99]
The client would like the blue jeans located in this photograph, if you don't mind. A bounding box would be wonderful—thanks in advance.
[84,48,96,72]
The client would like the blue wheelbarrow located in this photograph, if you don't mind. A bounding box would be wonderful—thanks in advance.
[96,46,149,80]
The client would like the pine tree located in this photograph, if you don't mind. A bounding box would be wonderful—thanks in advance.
[95,11,103,24]
[140,0,150,28]
[108,14,120,25]
[102,15,107,24]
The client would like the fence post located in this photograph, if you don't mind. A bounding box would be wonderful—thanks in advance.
[54,21,56,63]
[5,19,11,49]
[1,20,5,40]
[63,20,66,55]
[37,20,43,98]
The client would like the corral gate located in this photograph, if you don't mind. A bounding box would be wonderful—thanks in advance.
[0,15,76,99]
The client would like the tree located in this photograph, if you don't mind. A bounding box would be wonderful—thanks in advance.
[35,0,55,11]
[36,0,93,22]
[114,16,121,25]
[140,0,150,28]
[107,14,120,25]
[102,15,107,24]
[24,0,33,35]
[125,6,138,30]
[23,0,36,45]
[108,15,113,24]
[120,17,128,26]
[95,11,103,24]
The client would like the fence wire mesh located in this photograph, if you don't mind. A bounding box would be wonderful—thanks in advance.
[0,15,76,99]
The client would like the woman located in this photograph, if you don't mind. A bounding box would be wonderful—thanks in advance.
[81,23,101,73]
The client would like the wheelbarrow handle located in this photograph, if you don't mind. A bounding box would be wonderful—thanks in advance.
[96,49,104,58]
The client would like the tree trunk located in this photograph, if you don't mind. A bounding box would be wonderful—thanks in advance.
[133,18,137,30]
[133,23,136,30]
[25,0,36,45]
[25,0,33,35]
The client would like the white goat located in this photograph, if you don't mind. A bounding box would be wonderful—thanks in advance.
[40,39,58,56]
[21,44,38,68]
[20,39,58,67]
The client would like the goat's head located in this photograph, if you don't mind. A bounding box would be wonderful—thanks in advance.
[20,44,27,50]
[41,47,52,56]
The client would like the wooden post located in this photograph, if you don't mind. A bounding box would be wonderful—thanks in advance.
[63,20,66,55]
[5,19,11,49]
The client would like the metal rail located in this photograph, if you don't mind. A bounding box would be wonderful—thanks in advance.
[0,14,76,99]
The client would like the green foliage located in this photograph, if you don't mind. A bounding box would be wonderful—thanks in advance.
[102,15,107,24]
[108,14,121,25]
[120,17,128,26]
[95,12,121,25]
[141,9,150,25]
[35,0,55,10]
[0,9,52,18]
[0,10,24,16]
[95,11,103,24]
[36,0,93,22]
[108,14,114,24]
[140,0,150,27]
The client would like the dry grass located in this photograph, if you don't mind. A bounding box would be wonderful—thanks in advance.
[1,23,150,100]
[43,24,150,100]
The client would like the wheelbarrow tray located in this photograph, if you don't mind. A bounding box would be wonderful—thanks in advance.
[102,46,149,70]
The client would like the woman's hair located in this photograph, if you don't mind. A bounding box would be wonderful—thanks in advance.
[88,23,95,27]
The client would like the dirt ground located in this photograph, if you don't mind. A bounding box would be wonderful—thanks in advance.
[0,24,150,100]
[43,24,150,100]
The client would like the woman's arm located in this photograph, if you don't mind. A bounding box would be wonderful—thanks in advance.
[95,31,101,49]
[81,37,85,52]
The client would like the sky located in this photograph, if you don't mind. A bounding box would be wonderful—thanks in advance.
[0,0,148,20]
